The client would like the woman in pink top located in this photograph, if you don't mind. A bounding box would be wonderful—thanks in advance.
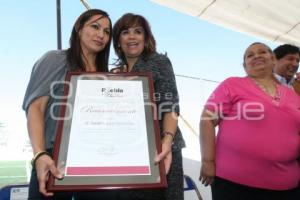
[199,42,300,200]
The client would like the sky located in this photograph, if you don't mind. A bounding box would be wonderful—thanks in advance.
[0,0,278,160]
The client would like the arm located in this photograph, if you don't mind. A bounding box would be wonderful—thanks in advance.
[155,112,178,174]
[198,78,233,185]
[27,96,62,197]
[152,54,180,174]
[199,109,218,186]
[27,96,48,154]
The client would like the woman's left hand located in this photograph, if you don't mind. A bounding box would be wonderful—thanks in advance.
[154,135,173,174]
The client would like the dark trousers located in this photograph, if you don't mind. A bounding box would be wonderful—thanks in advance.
[211,176,300,200]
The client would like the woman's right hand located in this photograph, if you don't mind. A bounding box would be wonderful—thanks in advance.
[199,160,215,186]
[35,155,63,197]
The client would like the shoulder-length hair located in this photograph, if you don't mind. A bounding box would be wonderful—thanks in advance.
[112,13,156,64]
[67,9,112,72]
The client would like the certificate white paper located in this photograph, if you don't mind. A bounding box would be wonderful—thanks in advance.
[65,79,150,176]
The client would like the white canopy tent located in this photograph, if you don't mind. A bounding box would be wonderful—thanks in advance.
[150,0,300,46]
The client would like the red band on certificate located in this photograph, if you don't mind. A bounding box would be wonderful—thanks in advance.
[66,166,150,175]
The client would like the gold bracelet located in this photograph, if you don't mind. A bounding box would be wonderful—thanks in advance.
[163,131,175,141]
[31,151,50,166]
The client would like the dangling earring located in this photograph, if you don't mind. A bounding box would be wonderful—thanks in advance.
[117,44,122,54]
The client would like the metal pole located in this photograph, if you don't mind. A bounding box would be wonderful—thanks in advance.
[56,0,62,50]
[80,0,91,10]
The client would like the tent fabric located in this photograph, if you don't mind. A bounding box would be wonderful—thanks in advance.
[150,0,300,46]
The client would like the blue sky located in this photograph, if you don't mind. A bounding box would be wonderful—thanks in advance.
[0,0,277,160]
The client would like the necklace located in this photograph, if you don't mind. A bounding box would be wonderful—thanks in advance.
[251,78,281,102]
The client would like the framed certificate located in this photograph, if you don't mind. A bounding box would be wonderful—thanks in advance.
[47,72,166,191]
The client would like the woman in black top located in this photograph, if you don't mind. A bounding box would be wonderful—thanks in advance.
[111,13,185,200]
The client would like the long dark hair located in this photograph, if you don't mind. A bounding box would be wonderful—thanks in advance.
[112,13,156,64]
[67,9,112,72]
